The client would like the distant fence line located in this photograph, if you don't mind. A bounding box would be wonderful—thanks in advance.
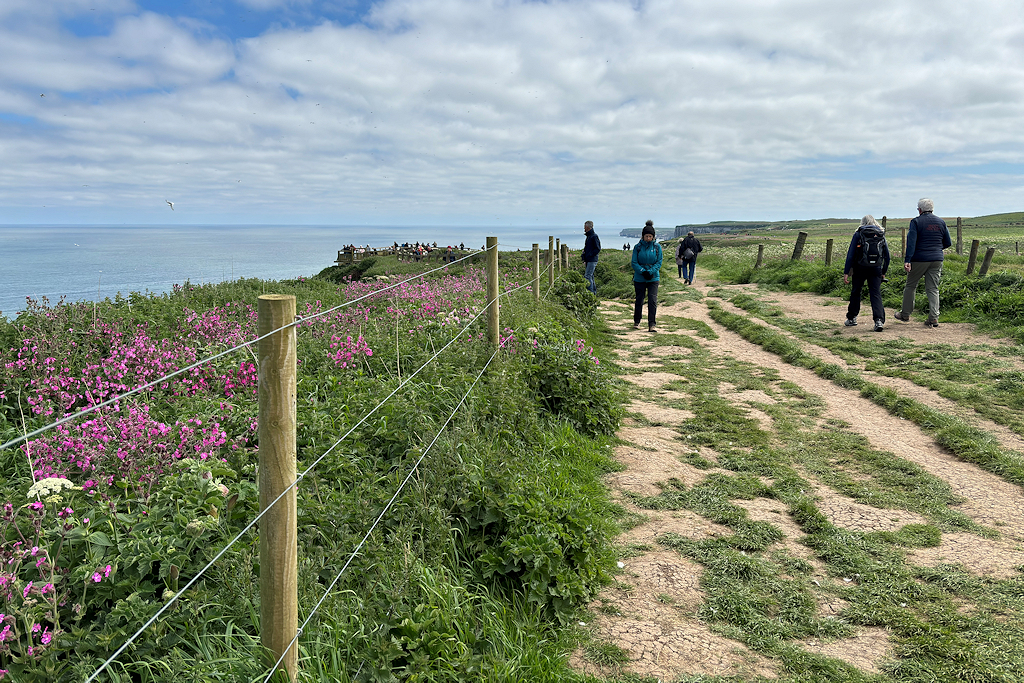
[756,218,1019,277]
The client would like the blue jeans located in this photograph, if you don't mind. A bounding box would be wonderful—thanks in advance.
[584,260,597,293]
[681,259,696,282]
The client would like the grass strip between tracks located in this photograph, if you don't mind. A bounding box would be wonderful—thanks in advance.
[706,302,1024,490]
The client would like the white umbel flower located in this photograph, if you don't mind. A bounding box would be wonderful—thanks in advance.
[27,477,80,500]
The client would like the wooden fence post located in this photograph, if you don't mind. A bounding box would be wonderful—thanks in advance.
[257,294,298,683]
[547,236,554,289]
[881,216,887,231]
[966,239,980,275]
[956,217,963,255]
[555,239,561,273]
[825,239,834,266]
[791,232,808,260]
[901,228,907,260]
[978,247,996,277]
[755,244,764,269]
[532,244,540,302]
[486,237,499,347]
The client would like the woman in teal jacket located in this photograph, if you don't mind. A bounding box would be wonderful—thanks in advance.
[631,221,663,332]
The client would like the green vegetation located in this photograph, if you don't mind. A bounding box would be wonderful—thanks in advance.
[0,252,624,681]
[612,280,1024,679]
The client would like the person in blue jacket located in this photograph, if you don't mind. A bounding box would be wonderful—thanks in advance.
[894,198,952,328]
[581,220,601,293]
[631,220,663,332]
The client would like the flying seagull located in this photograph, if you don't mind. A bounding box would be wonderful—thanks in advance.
[166,200,174,210]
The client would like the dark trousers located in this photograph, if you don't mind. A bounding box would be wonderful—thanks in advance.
[634,281,659,327]
[847,267,885,323]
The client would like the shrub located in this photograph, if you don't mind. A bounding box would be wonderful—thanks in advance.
[526,339,622,437]
[552,271,597,325]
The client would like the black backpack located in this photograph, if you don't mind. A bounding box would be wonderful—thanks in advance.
[857,227,886,268]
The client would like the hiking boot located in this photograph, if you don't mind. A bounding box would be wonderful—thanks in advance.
[648,326,658,333]
[893,312,910,322]
[874,319,884,332]
[844,317,858,327]
[925,318,939,328]
[633,322,641,330]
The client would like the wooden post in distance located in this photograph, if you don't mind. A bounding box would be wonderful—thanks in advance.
[755,244,764,269]
[532,244,540,302]
[978,247,996,277]
[547,236,554,289]
[966,239,980,275]
[825,239,834,266]
[486,237,499,347]
[791,232,808,260]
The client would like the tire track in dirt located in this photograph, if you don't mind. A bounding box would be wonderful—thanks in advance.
[709,296,1024,454]
[577,289,1024,681]
[673,293,1024,560]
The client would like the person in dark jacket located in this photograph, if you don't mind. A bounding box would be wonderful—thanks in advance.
[675,231,703,283]
[843,215,890,331]
[581,220,601,293]
[894,198,952,327]
[631,221,663,332]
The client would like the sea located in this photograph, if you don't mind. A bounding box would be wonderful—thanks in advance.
[0,224,608,320]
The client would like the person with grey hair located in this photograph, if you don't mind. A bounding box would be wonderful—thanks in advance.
[843,215,890,331]
[894,198,952,327]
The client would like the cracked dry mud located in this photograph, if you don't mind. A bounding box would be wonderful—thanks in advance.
[572,283,1024,681]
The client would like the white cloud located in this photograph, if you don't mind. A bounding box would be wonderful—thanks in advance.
[1,0,1023,225]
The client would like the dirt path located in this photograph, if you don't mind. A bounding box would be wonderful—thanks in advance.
[573,281,1024,682]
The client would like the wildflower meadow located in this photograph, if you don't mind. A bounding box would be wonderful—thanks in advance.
[0,254,622,681]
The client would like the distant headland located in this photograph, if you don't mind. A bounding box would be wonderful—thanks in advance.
[618,211,1024,239]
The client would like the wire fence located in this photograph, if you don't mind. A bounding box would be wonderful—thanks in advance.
[0,238,579,681]
[0,248,489,455]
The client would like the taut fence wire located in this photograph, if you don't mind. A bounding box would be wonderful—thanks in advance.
[81,294,500,683]
[0,249,488,454]
[261,343,503,683]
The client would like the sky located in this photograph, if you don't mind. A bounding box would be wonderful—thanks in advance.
[2,0,1023,228]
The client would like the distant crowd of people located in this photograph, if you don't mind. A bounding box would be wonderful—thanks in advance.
[341,241,469,261]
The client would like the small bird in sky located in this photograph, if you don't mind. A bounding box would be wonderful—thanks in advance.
[40,93,45,97]
[166,200,174,210]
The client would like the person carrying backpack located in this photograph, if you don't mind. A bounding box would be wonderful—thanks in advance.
[675,231,703,283]
[843,215,891,331]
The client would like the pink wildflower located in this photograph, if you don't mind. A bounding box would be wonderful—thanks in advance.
[92,572,102,583]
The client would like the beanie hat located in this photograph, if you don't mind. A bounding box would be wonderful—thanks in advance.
[642,223,656,238]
